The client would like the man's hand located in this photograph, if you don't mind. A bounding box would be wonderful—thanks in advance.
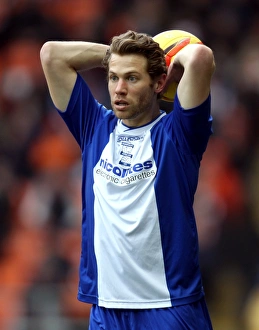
[161,61,184,97]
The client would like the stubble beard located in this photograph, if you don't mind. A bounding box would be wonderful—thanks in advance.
[112,88,155,122]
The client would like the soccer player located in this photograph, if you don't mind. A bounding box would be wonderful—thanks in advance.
[40,30,215,329]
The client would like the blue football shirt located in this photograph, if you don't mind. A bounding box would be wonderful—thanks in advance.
[58,74,213,309]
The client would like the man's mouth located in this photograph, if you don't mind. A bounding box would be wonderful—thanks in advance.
[114,100,129,109]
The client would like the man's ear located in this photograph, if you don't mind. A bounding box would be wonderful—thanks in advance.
[154,73,167,94]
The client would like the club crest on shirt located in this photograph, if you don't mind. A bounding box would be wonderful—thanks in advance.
[119,142,134,167]
[117,134,143,168]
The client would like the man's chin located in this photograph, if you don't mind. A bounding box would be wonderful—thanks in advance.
[113,110,130,120]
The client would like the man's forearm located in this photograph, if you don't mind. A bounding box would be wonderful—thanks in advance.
[41,41,109,72]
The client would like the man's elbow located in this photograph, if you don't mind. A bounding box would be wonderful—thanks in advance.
[40,41,58,67]
[195,45,216,76]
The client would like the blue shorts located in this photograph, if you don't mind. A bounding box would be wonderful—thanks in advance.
[89,298,213,330]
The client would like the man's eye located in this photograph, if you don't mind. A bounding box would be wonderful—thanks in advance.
[109,75,118,82]
[128,76,137,82]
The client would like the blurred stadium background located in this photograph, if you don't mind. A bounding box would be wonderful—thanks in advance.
[0,0,259,329]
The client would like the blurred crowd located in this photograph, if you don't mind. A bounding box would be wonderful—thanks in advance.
[0,0,259,329]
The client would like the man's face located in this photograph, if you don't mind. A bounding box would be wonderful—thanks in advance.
[108,53,161,127]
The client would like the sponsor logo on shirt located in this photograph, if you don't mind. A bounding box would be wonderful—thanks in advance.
[96,158,156,185]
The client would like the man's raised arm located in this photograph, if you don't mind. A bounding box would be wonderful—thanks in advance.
[40,41,108,111]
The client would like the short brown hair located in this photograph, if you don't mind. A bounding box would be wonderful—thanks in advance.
[102,30,167,80]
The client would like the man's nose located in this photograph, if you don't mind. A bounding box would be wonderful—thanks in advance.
[115,79,127,94]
